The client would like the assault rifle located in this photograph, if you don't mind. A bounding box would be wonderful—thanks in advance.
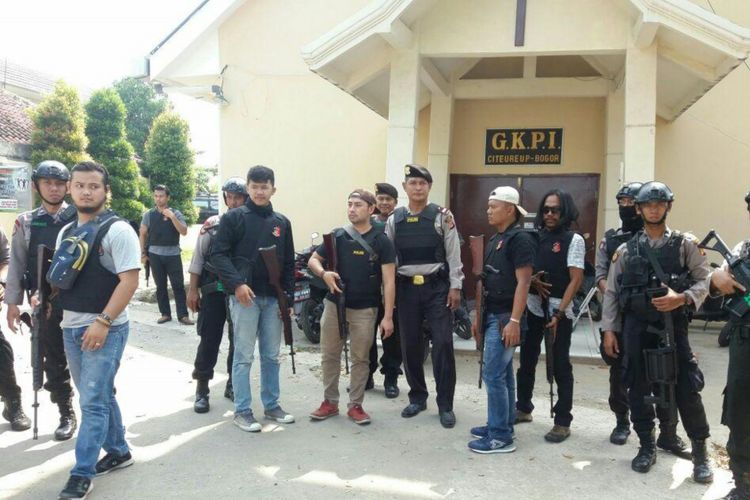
[28,245,53,439]
[699,229,750,320]
[323,232,349,374]
[643,286,678,426]
[541,291,555,419]
[468,235,485,389]
[259,246,296,374]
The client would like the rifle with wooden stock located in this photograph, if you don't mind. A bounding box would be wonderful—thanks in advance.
[260,245,296,374]
[469,235,485,389]
[322,232,349,374]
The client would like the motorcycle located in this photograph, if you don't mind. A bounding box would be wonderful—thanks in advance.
[572,261,602,322]
[689,264,730,347]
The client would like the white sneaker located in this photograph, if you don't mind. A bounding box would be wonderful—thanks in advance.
[264,406,295,424]
[233,411,261,432]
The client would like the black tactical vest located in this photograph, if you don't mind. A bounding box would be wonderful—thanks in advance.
[532,228,574,298]
[198,218,221,291]
[231,206,287,293]
[483,226,524,312]
[58,211,122,313]
[393,204,445,267]
[619,231,689,319]
[147,208,180,247]
[332,228,381,308]
[728,240,750,327]
[604,228,634,261]
[28,205,77,291]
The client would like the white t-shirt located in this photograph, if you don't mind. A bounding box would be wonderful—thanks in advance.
[527,233,586,320]
[56,219,141,328]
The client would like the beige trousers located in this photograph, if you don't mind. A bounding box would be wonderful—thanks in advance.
[320,299,377,407]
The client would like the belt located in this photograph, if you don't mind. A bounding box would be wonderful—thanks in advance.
[397,273,446,286]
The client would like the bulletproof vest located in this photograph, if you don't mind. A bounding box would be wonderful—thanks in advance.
[728,241,750,327]
[27,205,77,291]
[619,232,688,318]
[483,226,524,304]
[147,208,180,247]
[392,204,445,267]
[604,228,634,261]
[199,223,221,291]
[232,206,287,290]
[533,228,574,298]
[58,211,122,313]
[334,228,381,305]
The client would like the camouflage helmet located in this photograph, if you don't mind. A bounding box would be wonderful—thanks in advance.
[32,160,70,182]
[221,177,247,196]
[616,182,643,201]
[635,181,674,204]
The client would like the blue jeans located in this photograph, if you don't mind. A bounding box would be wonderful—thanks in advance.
[483,313,521,442]
[229,295,282,414]
[63,322,130,479]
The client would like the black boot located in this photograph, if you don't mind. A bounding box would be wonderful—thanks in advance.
[54,401,77,441]
[194,380,210,414]
[632,431,657,473]
[224,380,234,402]
[691,439,714,484]
[722,472,750,500]
[384,375,399,399]
[657,424,688,455]
[2,396,31,431]
[609,412,631,445]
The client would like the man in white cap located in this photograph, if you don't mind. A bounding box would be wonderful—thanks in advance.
[468,186,537,453]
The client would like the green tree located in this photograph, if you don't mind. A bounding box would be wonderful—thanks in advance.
[113,77,168,172]
[85,88,146,222]
[29,80,90,167]
[145,111,197,223]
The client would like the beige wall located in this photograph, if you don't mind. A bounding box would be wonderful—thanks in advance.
[218,0,387,244]
[655,1,750,255]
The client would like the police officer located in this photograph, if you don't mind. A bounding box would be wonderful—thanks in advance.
[0,226,30,431]
[602,181,712,482]
[595,182,687,453]
[188,178,248,413]
[5,160,77,440]
[384,164,464,429]
[709,190,750,500]
[308,189,396,424]
[211,165,296,432]
[516,189,584,443]
[368,182,402,397]
[468,186,536,454]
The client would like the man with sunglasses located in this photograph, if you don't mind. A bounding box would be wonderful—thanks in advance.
[594,183,687,454]
[516,189,584,443]
[601,181,712,482]
[708,190,750,500]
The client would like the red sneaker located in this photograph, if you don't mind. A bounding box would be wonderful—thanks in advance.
[347,404,371,425]
[310,400,339,420]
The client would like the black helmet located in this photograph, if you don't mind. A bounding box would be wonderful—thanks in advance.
[745,190,750,204]
[222,177,247,196]
[616,182,643,201]
[32,160,69,182]
[635,181,674,204]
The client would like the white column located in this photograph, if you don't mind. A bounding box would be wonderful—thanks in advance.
[603,85,624,232]
[624,42,657,184]
[385,49,420,205]
[426,93,453,207]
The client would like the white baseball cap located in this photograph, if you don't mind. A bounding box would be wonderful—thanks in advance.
[488,186,528,216]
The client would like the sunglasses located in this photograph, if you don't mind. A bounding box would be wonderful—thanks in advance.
[542,206,561,215]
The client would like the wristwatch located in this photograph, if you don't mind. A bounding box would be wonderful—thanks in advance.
[98,312,113,326]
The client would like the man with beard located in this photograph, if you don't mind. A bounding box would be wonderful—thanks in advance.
[188,178,248,412]
[595,182,687,454]
[308,189,395,424]
[4,161,77,440]
[367,182,402,397]
[54,162,140,499]
[708,190,750,500]
[516,189,584,443]
[211,165,296,432]
[601,181,712,482]
[385,165,464,429]
[139,185,193,325]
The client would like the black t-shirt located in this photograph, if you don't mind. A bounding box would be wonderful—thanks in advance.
[486,229,537,314]
[316,227,396,309]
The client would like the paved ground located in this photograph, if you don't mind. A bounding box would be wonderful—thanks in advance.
[0,290,735,499]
